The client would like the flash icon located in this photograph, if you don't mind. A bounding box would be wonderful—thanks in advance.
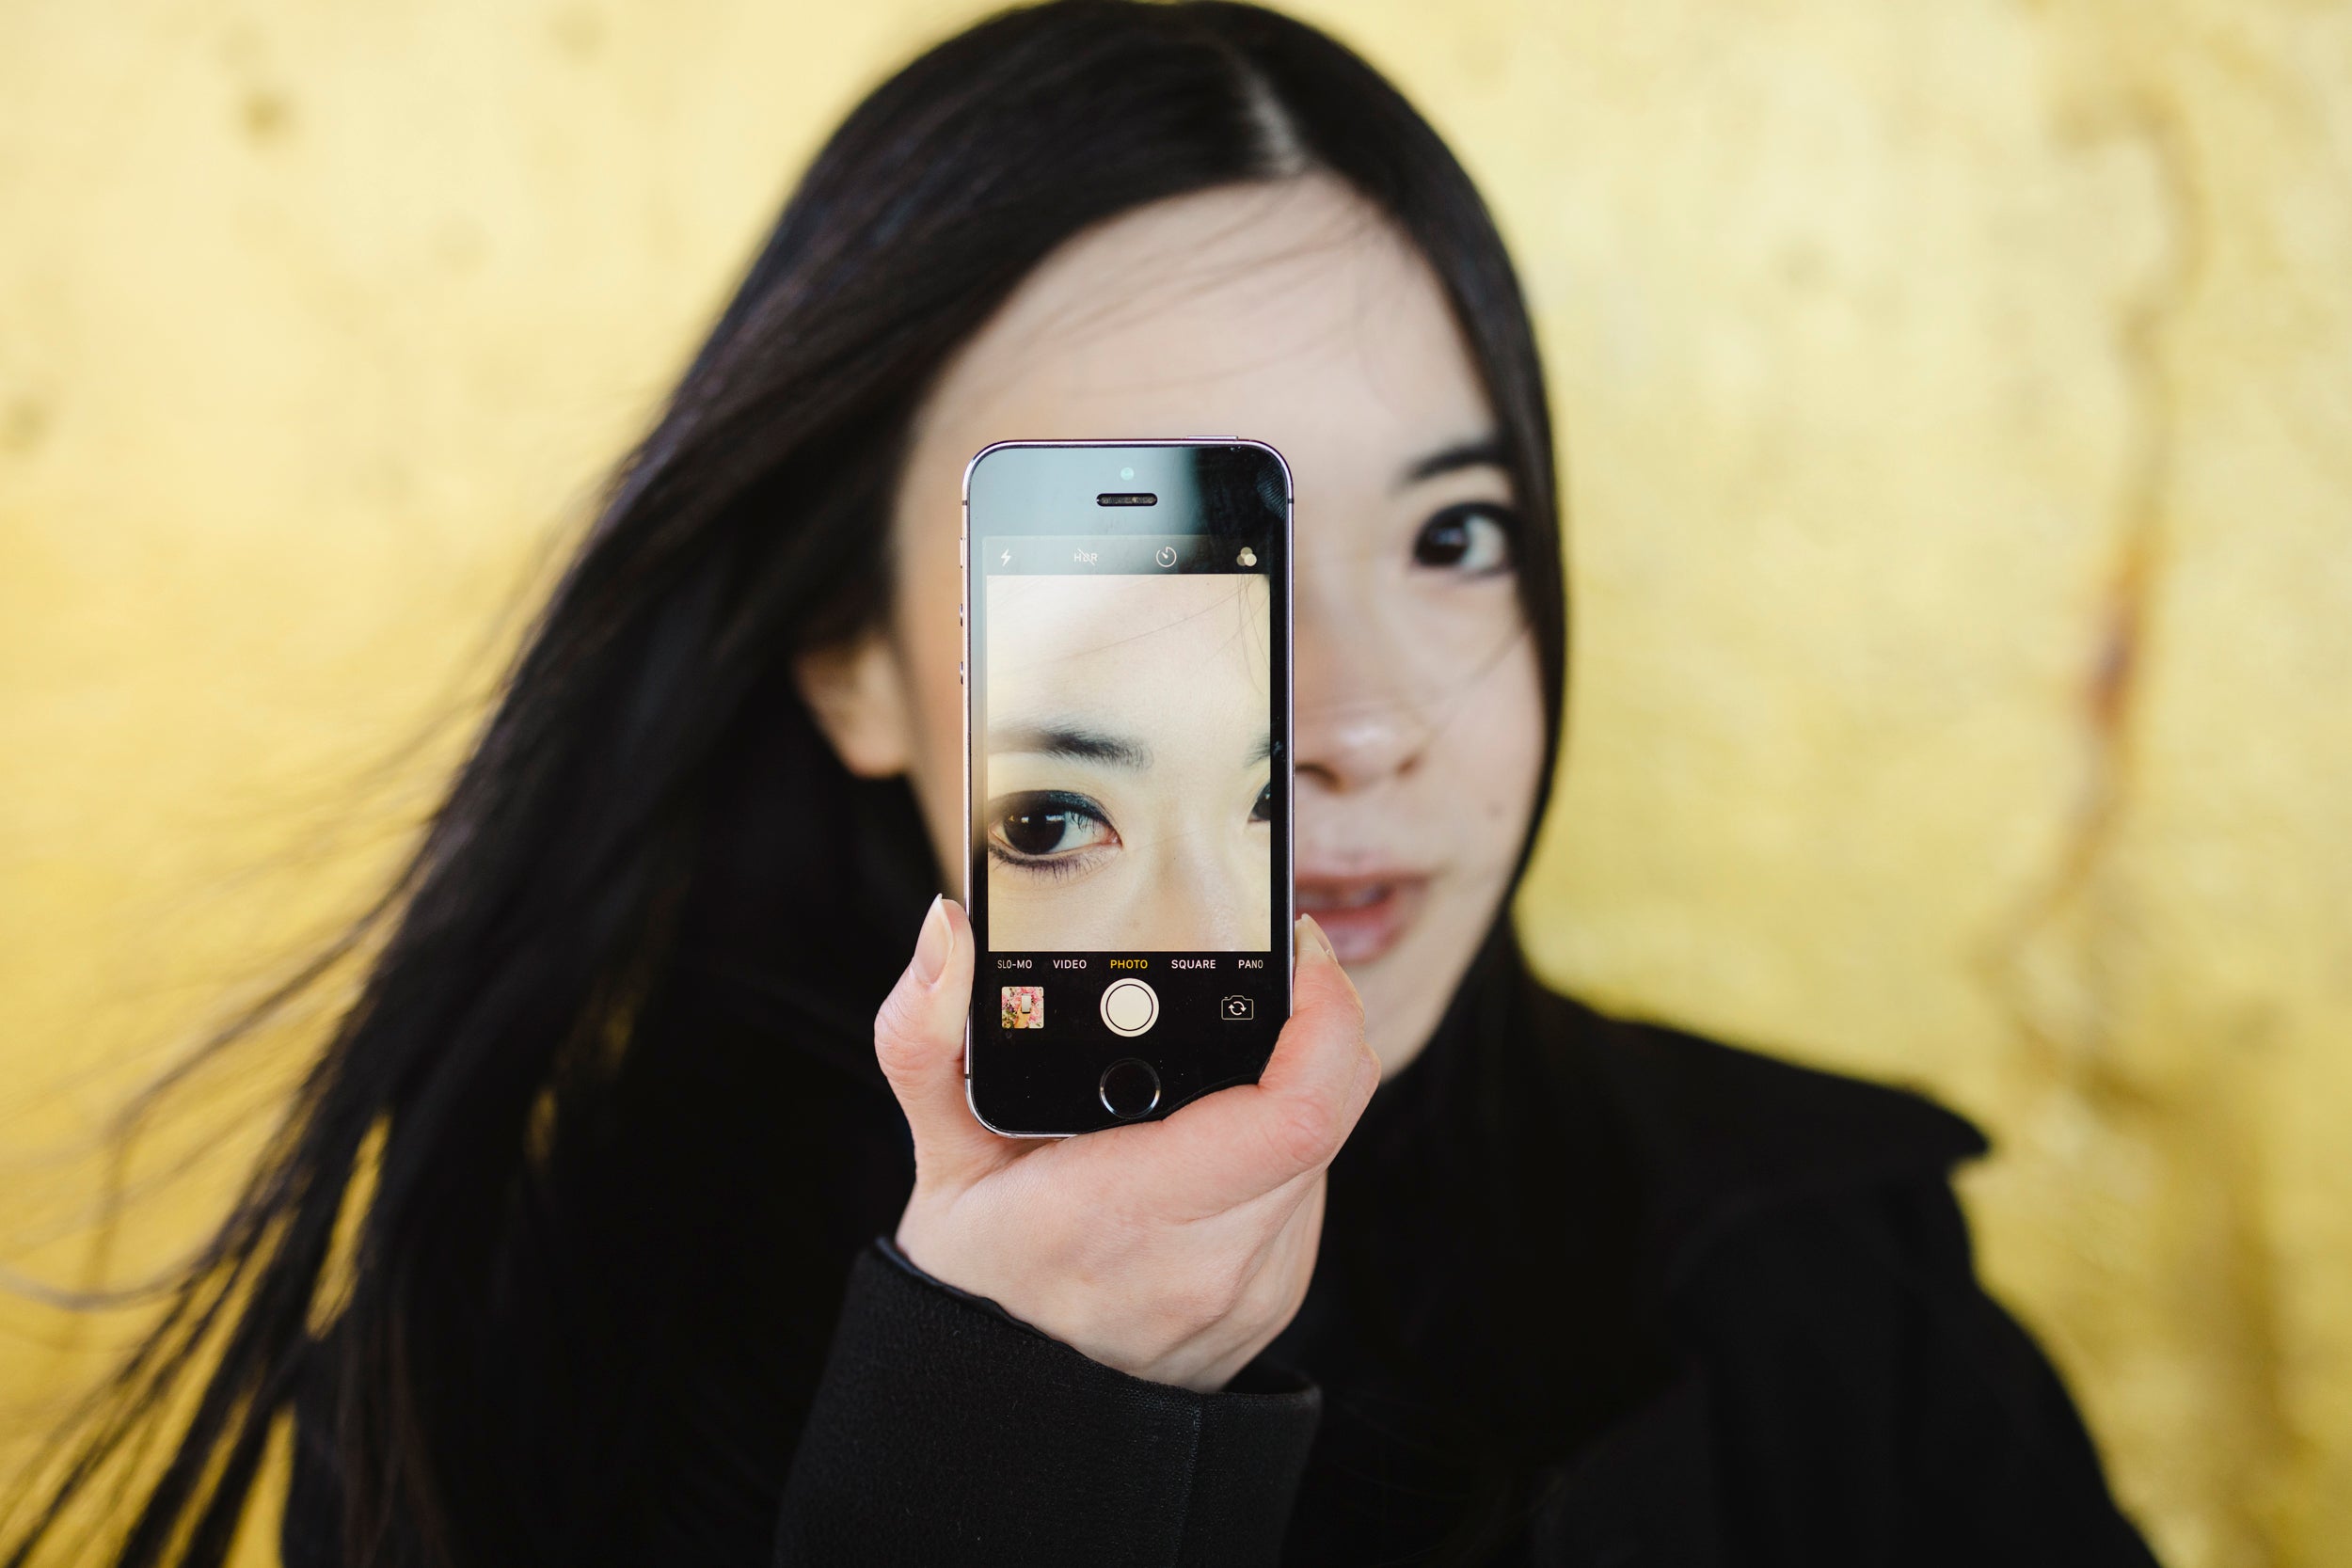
[999,548,1011,566]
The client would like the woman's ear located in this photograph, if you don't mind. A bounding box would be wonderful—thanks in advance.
[794,630,915,778]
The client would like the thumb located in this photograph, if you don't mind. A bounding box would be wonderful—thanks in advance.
[873,896,1002,1181]
[1244,914,1377,1170]
[1162,914,1376,1206]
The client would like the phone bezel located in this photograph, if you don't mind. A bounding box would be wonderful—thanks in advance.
[960,437,1295,1137]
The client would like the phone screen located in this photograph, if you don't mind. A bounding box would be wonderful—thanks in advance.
[962,441,1293,1135]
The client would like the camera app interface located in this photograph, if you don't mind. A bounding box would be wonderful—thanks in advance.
[976,516,1281,1078]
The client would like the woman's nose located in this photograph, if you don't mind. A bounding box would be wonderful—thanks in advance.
[1294,614,1426,793]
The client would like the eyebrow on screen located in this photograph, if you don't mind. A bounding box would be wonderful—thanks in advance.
[1400,435,1510,490]
[988,722,1152,769]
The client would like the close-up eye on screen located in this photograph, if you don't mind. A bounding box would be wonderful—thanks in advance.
[963,441,1292,1136]
[983,560,1272,949]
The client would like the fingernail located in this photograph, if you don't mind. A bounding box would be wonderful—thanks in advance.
[1295,913,1334,964]
[913,895,953,986]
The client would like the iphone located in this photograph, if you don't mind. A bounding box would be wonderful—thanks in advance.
[961,439,1294,1135]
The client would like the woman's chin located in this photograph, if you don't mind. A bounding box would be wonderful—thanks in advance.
[1297,877,1428,967]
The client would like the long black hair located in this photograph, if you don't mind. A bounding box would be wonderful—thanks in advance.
[8,4,1565,1563]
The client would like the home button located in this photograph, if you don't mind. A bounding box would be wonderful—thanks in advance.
[1098,1058,1162,1120]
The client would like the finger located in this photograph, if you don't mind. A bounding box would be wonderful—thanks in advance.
[1163,915,1375,1201]
[1256,915,1375,1111]
[873,896,1003,1180]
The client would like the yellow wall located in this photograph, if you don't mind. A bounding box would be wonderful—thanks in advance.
[2,3,2345,1564]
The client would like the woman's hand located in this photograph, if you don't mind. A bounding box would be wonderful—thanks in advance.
[876,897,1375,1393]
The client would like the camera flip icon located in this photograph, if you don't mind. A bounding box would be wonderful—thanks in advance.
[1218,995,1254,1022]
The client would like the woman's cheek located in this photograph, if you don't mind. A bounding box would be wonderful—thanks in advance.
[1447,640,1548,863]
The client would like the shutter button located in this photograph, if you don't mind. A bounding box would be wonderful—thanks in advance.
[1099,976,1158,1037]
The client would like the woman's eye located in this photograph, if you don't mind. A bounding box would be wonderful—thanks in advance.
[1411,502,1517,574]
[990,792,1118,863]
[1250,782,1276,824]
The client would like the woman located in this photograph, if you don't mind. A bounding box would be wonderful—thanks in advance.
[10,4,2160,1565]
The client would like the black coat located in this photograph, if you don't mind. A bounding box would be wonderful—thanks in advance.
[284,956,2160,1567]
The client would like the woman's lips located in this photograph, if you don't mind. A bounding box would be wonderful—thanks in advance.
[1295,874,1429,966]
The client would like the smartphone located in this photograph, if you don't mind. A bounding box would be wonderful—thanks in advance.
[961,439,1295,1136]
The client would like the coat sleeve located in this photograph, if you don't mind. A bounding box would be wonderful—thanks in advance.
[772,1239,1321,1568]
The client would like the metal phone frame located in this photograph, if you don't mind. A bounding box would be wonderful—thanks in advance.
[958,436,1297,1137]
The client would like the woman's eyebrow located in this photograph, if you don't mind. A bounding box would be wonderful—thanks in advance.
[1398,434,1509,491]
[988,721,1152,769]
